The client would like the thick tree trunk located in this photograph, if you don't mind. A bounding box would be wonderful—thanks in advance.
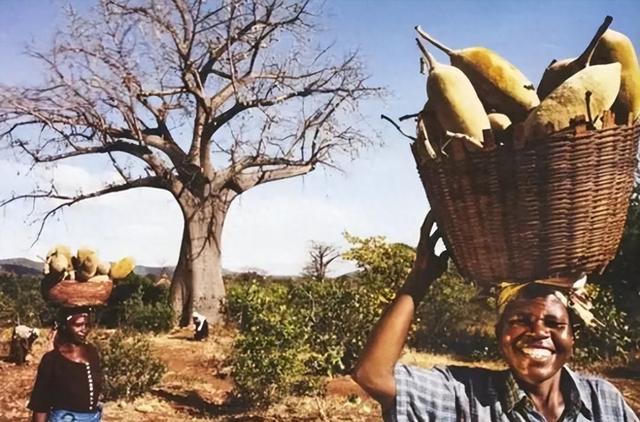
[170,225,192,326]
[170,196,229,326]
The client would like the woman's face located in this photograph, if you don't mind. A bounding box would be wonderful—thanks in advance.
[498,294,574,387]
[66,314,90,344]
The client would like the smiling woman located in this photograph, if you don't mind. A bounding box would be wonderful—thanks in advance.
[498,286,576,388]
[351,212,639,422]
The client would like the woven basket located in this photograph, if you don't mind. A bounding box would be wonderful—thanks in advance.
[45,279,113,307]
[413,114,640,284]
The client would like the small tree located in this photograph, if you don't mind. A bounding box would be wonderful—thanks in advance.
[341,232,415,294]
[301,241,339,282]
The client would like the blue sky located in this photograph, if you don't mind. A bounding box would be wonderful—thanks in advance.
[1,1,638,275]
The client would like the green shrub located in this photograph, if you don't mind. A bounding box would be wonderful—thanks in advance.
[0,291,14,327]
[573,284,632,365]
[0,274,54,327]
[226,249,401,405]
[342,233,415,294]
[99,332,166,401]
[227,283,319,405]
[97,273,173,333]
[289,280,386,375]
[120,290,174,333]
[597,188,640,346]
[412,268,497,359]
[227,234,496,405]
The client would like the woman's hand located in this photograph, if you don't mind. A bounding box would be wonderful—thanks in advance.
[400,211,449,301]
[351,210,450,410]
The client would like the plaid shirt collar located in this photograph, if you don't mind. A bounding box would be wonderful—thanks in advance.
[501,367,593,420]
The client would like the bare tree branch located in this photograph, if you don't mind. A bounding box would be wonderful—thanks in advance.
[1,175,166,244]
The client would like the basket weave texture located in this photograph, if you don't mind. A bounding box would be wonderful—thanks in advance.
[414,121,640,284]
[46,279,113,307]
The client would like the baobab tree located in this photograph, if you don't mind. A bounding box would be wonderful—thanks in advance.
[0,0,381,324]
[302,241,340,282]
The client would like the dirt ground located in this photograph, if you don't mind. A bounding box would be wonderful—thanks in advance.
[2,327,639,421]
[0,327,381,421]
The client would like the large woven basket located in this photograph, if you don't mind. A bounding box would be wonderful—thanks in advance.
[413,114,640,284]
[45,279,113,307]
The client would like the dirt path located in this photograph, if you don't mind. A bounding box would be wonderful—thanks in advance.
[0,328,380,421]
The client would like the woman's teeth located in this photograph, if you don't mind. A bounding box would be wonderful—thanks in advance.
[520,347,552,360]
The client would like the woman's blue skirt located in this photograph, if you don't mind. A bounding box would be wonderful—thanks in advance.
[48,407,102,422]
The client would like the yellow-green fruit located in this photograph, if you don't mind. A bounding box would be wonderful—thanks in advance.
[96,261,111,276]
[44,245,73,275]
[488,113,512,144]
[591,29,640,123]
[537,16,612,99]
[523,63,621,139]
[110,257,136,280]
[416,26,539,122]
[52,245,73,262]
[73,248,99,282]
[417,39,489,148]
[45,245,73,267]
[49,254,70,275]
[87,274,110,283]
[488,113,511,132]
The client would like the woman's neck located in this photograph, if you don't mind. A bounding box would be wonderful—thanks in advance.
[57,341,90,363]
[519,374,566,421]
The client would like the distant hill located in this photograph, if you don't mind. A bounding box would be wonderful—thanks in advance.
[0,258,43,277]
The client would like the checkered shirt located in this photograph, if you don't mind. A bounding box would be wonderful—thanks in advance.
[387,364,638,421]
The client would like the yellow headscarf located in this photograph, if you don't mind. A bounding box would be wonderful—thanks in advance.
[497,275,602,328]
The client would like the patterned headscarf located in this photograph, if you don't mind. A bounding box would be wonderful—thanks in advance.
[497,275,602,328]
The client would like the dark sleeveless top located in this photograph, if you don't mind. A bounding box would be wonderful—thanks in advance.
[28,345,103,413]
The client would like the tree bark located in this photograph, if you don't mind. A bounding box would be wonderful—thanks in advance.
[171,195,229,325]
[170,225,192,326]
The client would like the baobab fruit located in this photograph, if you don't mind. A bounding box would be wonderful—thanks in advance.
[488,113,511,132]
[591,29,640,124]
[96,261,111,276]
[416,26,539,122]
[416,39,489,148]
[44,245,74,281]
[44,244,73,271]
[523,63,621,139]
[110,256,136,280]
[48,254,70,277]
[87,274,111,283]
[537,16,612,100]
[487,112,511,142]
[73,248,99,282]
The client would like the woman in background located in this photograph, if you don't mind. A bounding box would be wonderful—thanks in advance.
[192,311,209,341]
[28,308,103,422]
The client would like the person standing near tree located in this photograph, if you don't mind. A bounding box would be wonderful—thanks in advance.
[352,212,638,421]
[28,308,103,422]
